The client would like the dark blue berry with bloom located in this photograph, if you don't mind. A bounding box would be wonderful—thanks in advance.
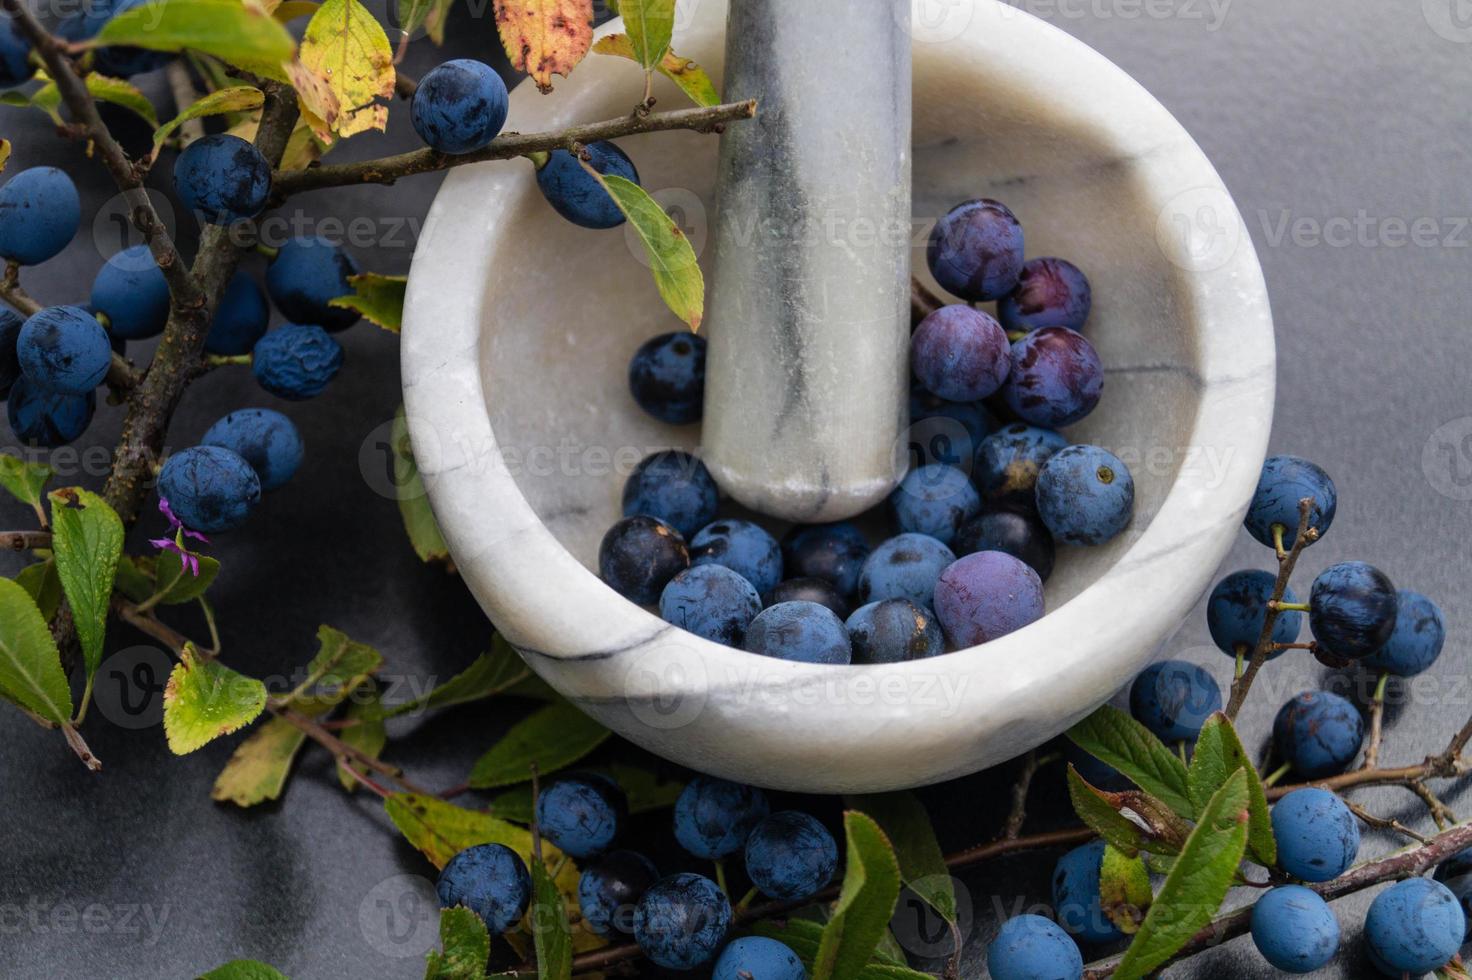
[1249,885,1339,973]
[1365,878,1465,975]
[17,306,112,395]
[202,408,303,492]
[628,331,706,425]
[411,59,509,155]
[91,246,169,340]
[888,463,981,545]
[1129,660,1222,744]
[599,515,689,606]
[987,914,1084,980]
[204,273,270,356]
[767,577,849,619]
[1053,840,1122,943]
[536,773,627,859]
[672,775,770,860]
[0,306,21,397]
[578,850,658,937]
[173,134,271,225]
[846,598,944,663]
[0,167,80,266]
[1206,569,1302,657]
[1244,454,1336,547]
[1035,444,1134,546]
[690,518,783,597]
[266,237,362,332]
[252,324,345,401]
[781,521,870,598]
[953,507,1055,582]
[659,564,761,647]
[157,445,262,534]
[1309,561,1397,659]
[621,450,719,538]
[436,843,531,934]
[536,142,639,230]
[744,600,852,664]
[1273,691,1364,779]
[713,937,807,980]
[974,423,1068,511]
[1364,590,1446,677]
[745,811,838,900]
[855,533,956,609]
[633,873,731,970]
[0,12,32,87]
[7,377,94,447]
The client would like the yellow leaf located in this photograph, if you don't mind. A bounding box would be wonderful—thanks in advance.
[284,60,342,143]
[0,139,9,172]
[295,0,394,137]
[592,34,718,107]
[492,0,593,93]
[274,0,320,20]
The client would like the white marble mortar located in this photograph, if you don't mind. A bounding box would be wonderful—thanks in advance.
[401,0,1275,792]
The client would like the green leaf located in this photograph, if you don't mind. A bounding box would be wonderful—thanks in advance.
[423,906,490,980]
[396,0,456,45]
[1066,765,1143,856]
[392,406,451,564]
[1188,711,1276,866]
[197,961,289,980]
[618,0,674,70]
[1067,705,1194,817]
[90,0,297,81]
[81,73,158,127]
[528,856,573,980]
[287,625,383,707]
[150,549,221,605]
[375,638,534,719]
[0,577,73,724]
[0,454,52,513]
[1099,844,1152,935]
[1112,770,1251,980]
[15,560,62,621]
[591,34,718,107]
[337,687,387,792]
[153,85,263,156]
[489,763,683,823]
[162,644,268,754]
[467,700,611,789]
[47,488,123,679]
[589,172,703,331]
[752,919,933,980]
[812,812,903,980]
[210,715,309,807]
[328,273,406,333]
[845,791,955,923]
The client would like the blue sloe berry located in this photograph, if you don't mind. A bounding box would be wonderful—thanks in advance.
[889,463,981,545]
[855,533,956,609]
[934,550,1044,647]
[17,305,112,395]
[1434,847,1472,940]
[0,306,20,397]
[201,408,303,492]
[632,872,731,970]
[780,521,870,599]
[536,142,639,230]
[998,257,1092,334]
[1309,561,1398,660]
[157,445,262,533]
[987,914,1083,980]
[599,515,690,606]
[953,507,1055,582]
[659,564,761,647]
[926,198,1024,301]
[744,600,852,664]
[411,59,509,154]
[745,811,838,900]
[204,272,270,356]
[672,774,770,860]
[1273,691,1364,779]
[1244,454,1336,548]
[578,849,658,937]
[0,12,32,87]
[1364,877,1465,975]
[846,598,944,663]
[1271,788,1359,882]
[713,936,807,980]
[1001,327,1103,429]
[0,167,80,265]
[911,305,1010,402]
[1206,569,1302,657]
[628,331,706,425]
[1052,840,1122,943]
[621,450,719,538]
[1035,444,1134,546]
[6,376,94,446]
[1250,884,1340,973]
[265,236,362,332]
[536,773,627,859]
[252,324,344,400]
[690,518,783,596]
[1128,660,1222,744]
[1363,590,1444,677]
[91,245,169,340]
[974,423,1068,512]
[436,842,531,934]
[173,134,271,225]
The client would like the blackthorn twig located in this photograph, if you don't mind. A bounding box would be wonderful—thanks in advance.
[1363,671,1390,770]
[2,530,50,551]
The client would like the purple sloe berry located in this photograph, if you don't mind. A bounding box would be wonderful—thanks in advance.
[1273,691,1364,779]
[536,773,627,859]
[780,521,870,599]
[845,598,944,663]
[926,198,1024,301]
[1309,561,1398,660]
[436,842,531,933]
[933,550,1044,647]
[7,376,94,446]
[856,533,956,609]
[911,305,1010,402]
[659,564,761,647]
[578,849,658,937]
[1206,569,1303,658]
[974,423,1068,511]
[410,59,508,155]
[91,245,169,340]
[251,324,344,401]
[889,463,981,545]
[201,408,303,492]
[157,445,262,533]
[265,236,362,332]
[173,134,271,225]
[713,936,806,980]
[632,873,731,970]
[1035,444,1134,547]
[621,450,719,538]
[987,914,1084,980]
[745,811,838,901]
[690,518,782,596]
[672,775,770,860]
[536,141,639,230]
[1250,885,1340,973]
[1128,660,1222,744]
[998,257,1092,333]
[204,273,269,356]
[16,305,110,395]
[599,515,689,606]
[1001,327,1103,428]
[1363,590,1445,677]
[744,600,852,664]
[628,331,705,425]
[0,167,80,265]
[953,507,1055,582]
[767,577,849,619]
[1244,454,1336,548]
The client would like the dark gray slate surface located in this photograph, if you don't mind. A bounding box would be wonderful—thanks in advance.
[3,1,1471,977]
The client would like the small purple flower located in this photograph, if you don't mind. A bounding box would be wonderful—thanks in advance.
[151,496,210,576]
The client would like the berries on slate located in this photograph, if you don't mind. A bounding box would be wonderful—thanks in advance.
[953,507,1056,582]
[744,600,852,664]
[536,773,627,859]
[1273,690,1364,779]
[628,331,706,425]
[987,914,1084,980]
[780,521,870,599]
[410,59,509,155]
[0,306,21,397]
[621,450,719,538]
[745,811,839,900]
[91,246,169,340]
[1206,569,1302,658]
[1129,660,1223,744]
[252,324,345,401]
[599,515,690,606]
[659,564,761,647]
[1364,590,1446,677]
[998,256,1092,334]
[157,445,262,533]
[204,272,270,356]
[1035,444,1134,546]
[1249,884,1340,973]
[17,306,112,395]
[1271,787,1359,883]
[712,936,807,980]
[536,141,640,230]
[927,198,1025,301]
[173,134,271,225]
[888,463,981,545]
[7,377,95,447]
[911,304,1011,402]
[0,12,32,87]
[767,577,849,619]
[578,849,659,937]
[1309,561,1398,659]
[1001,327,1104,429]
[436,843,531,934]
[1244,454,1336,547]
[202,408,303,492]
[1364,877,1465,976]
[633,873,731,970]
[690,518,783,597]
[265,236,362,332]
[1052,840,1122,943]
[672,775,770,860]
[846,598,944,663]
[933,550,1044,648]
[0,167,81,265]
[974,423,1068,511]
[855,532,956,609]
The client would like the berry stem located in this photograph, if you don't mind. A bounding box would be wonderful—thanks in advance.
[1272,601,1310,613]
[1003,749,1042,840]
[1362,671,1390,770]
[713,859,728,897]
[1263,762,1291,787]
